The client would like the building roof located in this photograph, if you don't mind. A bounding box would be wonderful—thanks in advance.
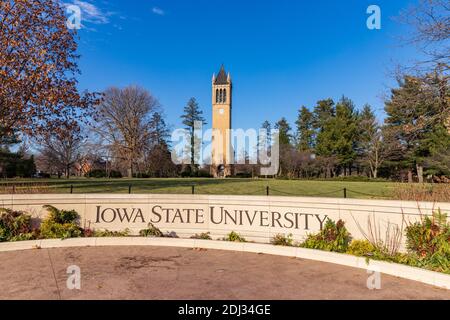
[214,65,230,85]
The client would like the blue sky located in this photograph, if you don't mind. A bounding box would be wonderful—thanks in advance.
[71,0,420,132]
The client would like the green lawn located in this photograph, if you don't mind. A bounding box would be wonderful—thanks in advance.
[0,178,398,199]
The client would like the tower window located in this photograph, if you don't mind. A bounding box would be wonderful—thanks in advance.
[223,89,227,103]
[216,89,219,103]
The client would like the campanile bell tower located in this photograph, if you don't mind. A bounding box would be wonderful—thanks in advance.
[211,65,234,177]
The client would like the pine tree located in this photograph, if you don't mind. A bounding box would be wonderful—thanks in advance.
[332,97,359,174]
[384,75,447,182]
[314,99,336,157]
[275,118,293,146]
[181,98,206,171]
[296,106,314,151]
[149,112,171,147]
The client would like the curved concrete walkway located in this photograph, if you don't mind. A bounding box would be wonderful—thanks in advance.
[0,246,449,300]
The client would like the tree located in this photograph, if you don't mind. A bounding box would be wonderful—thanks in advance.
[313,99,338,177]
[261,120,272,146]
[149,112,171,147]
[0,0,99,138]
[37,122,86,179]
[357,105,395,179]
[146,112,177,177]
[275,118,294,177]
[275,118,293,146]
[358,105,378,177]
[180,98,206,172]
[384,75,449,182]
[94,86,160,178]
[313,99,335,133]
[314,97,358,177]
[296,106,314,151]
[398,0,449,73]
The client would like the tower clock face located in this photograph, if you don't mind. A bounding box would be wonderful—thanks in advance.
[219,108,225,115]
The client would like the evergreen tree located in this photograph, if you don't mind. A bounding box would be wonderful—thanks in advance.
[275,117,293,146]
[332,97,359,173]
[384,75,448,182]
[313,99,335,132]
[296,106,314,151]
[149,112,171,147]
[261,120,272,146]
[180,98,206,171]
[314,99,336,158]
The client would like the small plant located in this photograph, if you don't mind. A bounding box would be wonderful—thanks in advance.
[0,208,36,242]
[43,205,79,224]
[347,240,377,257]
[39,205,83,239]
[90,229,131,238]
[300,219,351,253]
[139,223,164,237]
[351,212,404,258]
[191,232,212,240]
[223,231,246,243]
[271,233,294,246]
[405,210,450,273]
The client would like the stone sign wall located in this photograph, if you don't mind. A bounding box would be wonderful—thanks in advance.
[1,194,449,247]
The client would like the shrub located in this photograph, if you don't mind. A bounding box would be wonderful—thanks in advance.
[347,240,377,257]
[86,169,122,178]
[39,205,83,239]
[223,231,246,243]
[300,219,351,253]
[88,229,131,237]
[139,223,164,237]
[271,233,294,246]
[0,208,36,242]
[197,170,213,178]
[405,210,450,273]
[43,205,79,224]
[191,232,212,240]
[109,170,123,178]
[40,222,83,240]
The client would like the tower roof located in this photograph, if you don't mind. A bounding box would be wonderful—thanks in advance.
[214,65,230,85]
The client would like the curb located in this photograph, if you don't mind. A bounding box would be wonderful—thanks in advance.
[0,238,449,290]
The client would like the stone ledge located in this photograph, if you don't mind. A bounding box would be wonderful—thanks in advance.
[0,238,448,290]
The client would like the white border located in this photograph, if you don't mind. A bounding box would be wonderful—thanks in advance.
[0,238,449,290]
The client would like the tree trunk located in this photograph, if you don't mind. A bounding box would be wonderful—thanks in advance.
[407,170,413,183]
[127,159,133,178]
[416,164,424,183]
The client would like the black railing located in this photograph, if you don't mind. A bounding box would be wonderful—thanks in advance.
[0,181,392,199]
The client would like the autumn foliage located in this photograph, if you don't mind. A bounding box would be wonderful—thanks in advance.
[0,0,99,138]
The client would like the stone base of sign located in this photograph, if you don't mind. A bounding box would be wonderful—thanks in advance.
[2,194,449,251]
[0,238,449,290]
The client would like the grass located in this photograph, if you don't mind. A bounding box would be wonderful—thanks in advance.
[0,178,398,199]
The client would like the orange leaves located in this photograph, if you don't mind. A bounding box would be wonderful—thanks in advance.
[0,0,100,136]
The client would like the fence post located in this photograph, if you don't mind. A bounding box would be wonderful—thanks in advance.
[266,186,270,196]
[129,184,132,194]
[192,185,195,195]
[12,184,16,194]
[343,188,347,199]
[70,185,73,194]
